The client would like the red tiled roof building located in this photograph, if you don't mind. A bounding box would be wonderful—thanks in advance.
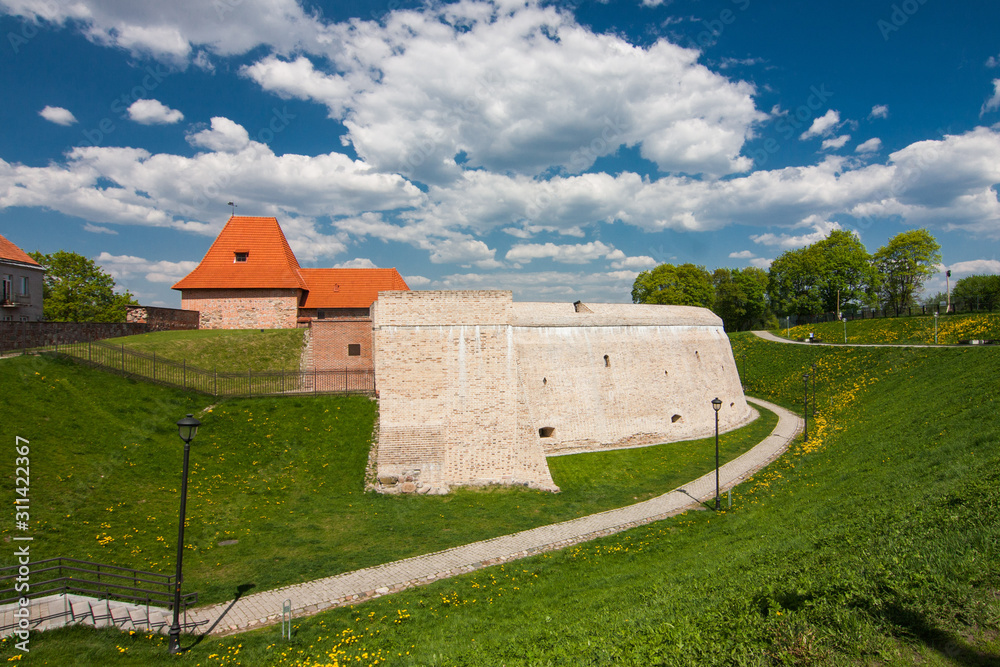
[172,216,408,369]
[0,232,45,322]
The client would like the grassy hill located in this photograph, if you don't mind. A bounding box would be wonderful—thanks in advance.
[774,312,1000,345]
[103,328,307,371]
[4,334,999,665]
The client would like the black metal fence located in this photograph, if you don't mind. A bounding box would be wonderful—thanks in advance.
[21,339,375,397]
[0,557,202,634]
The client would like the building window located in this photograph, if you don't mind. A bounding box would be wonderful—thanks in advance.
[19,276,28,296]
[538,427,555,438]
[347,344,361,356]
[317,310,326,320]
[604,354,610,367]
[234,252,248,263]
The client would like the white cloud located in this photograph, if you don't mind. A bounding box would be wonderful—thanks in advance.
[333,258,378,269]
[186,117,250,152]
[869,104,889,119]
[609,254,657,270]
[987,55,1000,68]
[39,105,76,126]
[434,269,641,303]
[127,99,184,125]
[855,138,882,154]
[243,2,765,182]
[0,0,329,63]
[403,275,432,287]
[946,259,1000,276]
[821,134,851,150]
[728,250,754,259]
[506,241,617,265]
[750,257,773,269]
[800,109,840,140]
[750,218,841,249]
[980,79,1000,116]
[83,223,117,234]
[94,252,198,284]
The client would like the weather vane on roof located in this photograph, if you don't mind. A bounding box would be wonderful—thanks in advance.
[227,201,237,217]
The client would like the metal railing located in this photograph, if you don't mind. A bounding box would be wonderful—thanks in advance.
[0,557,202,634]
[22,339,375,397]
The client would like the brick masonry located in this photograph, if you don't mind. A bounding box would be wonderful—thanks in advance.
[180,289,300,329]
[309,319,374,371]
[371,291,752,494]
[0,321,149,353]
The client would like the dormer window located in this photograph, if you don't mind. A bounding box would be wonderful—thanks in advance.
[234,252,248,263]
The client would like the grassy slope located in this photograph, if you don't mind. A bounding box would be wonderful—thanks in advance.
[103,329,307,371]
[0,354,772,608]
[773,312,1000,345]
[17,334,998,666]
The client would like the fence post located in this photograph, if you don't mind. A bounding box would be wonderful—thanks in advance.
[152,352,156,381]
[183,359,186,389]
[314,367,317,394]
[88,339,92,362]
[248,368,252,397]
[121,343,125,376]
[214,367,218,396]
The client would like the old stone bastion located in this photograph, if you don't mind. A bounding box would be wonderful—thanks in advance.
[371,290,752,494]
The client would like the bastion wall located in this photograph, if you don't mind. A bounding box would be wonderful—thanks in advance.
[371,291,751,494]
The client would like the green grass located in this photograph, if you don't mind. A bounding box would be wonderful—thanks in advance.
[7,335,1000,665]
[103,329,307,371]
[771,312,1000,346]
[0,354,771,607]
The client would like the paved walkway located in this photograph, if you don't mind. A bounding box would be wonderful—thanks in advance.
[186,397,802,636]
[752,330,965,348]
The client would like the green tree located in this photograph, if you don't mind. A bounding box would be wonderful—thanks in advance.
[28,250,138,322]
[767,230,877,317]
[952,274,1000,311]
[631,263,714,307]
[713,267,772,331]
[873,229,942,315]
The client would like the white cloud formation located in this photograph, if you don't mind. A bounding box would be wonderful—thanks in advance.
[0,0,329,63]
[95,252,198,284]
[821,134,851,150]
[186,117,250,153]
[980,79,1000,116]
[855,138,882,154]
[869,104,889,119]
[947,259,1000,275]
[728,250,754,259]
[987,55,1000,68]
[800,109,840,140]
[403,275,432,287]
[750,257,773,269]
[242,2,766,182]
[750,218,841,249]
[127,99,184,125]
[333,258,379,269]
[39,105,77,125]
[83,223,117,234]
[506,241,620,265]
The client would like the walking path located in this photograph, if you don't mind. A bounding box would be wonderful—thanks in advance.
[752,330,964,348]
[186,397,801,636]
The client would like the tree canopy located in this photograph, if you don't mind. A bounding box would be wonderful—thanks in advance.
[952,274,1000,311]
[631,263,714,307]
[713,267,772,331]
[873,229,941,315]
[28,250,138,322]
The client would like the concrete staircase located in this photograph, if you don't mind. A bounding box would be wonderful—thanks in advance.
[0,594,195,636]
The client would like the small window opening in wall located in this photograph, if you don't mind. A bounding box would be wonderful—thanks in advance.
[538,426,555,438]
[317,310,326,320]
[671,414,682,423]
[604,354,610,367]
[234,252,248,263]
[542,377,547,385]
[664,370,668,376]
[347,343,361,356]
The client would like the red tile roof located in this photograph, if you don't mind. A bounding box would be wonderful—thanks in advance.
[300,268,409,308]
[172,216,308,290]
[0,233,41,267]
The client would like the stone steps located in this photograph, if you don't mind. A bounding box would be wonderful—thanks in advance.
[0,594,190,637]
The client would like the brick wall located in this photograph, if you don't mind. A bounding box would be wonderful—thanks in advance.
[309,319,373,371]
[180,289,300,329]
[125,305,199,330]
[0,321,149,353]
[371,291,752,494]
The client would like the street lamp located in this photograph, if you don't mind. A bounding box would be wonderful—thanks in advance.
[168,414,201,655]
[712,397,722,511]
[810,363,817,417]
[934,311,939,345]
[802,374,809,442]
[842,316,847,344]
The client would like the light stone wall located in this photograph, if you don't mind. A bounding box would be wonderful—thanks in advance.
[371,291,752,494]
[180,289,300,329]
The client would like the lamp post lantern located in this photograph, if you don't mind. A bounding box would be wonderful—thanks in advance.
[168,414,201,655]
[712,397,722,511]
[802,374,809,441]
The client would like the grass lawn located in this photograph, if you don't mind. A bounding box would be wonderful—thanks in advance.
[102,329,307,371]
[772,311,1000,346]
[0,354,772,609]
[9,332,998,665]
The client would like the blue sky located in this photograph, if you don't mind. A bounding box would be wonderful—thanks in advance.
[1,0,999,307]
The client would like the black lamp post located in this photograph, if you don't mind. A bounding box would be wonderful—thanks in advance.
[810,363,817,417]
[802,374,809,441]
[712,397,722,511]
[168,413,200,655]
